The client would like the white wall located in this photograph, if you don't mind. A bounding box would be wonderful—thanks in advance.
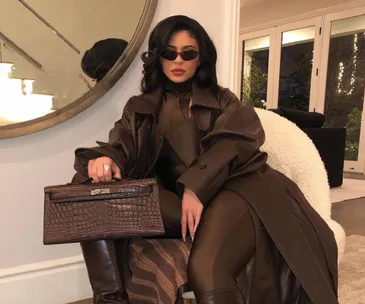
[0,1,238,303]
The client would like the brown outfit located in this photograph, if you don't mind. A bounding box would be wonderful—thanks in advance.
[155,87,256,303]
[73,84,338,303]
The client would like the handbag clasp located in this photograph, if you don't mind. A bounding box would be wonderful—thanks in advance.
[91,188,111,196]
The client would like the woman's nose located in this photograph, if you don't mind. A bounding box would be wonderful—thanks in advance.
[174,54,184,63]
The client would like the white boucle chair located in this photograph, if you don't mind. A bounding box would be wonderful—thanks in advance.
[255,108,345,261]
[182,108,346,303]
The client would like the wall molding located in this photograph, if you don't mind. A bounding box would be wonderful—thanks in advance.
[240,0,365,34]
[220,0,241,93]
[0,255,92,304]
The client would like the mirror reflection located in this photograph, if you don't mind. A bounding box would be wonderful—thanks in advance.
[0,0,146,126]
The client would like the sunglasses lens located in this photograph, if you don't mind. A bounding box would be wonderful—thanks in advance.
[161,49,178,61]
[161,49,199,61]
[181,50,199,61]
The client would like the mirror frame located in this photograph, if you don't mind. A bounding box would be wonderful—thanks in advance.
[0,0,158,139]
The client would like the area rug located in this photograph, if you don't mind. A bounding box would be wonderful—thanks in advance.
[331,179,365,203]
[338,234,365,303]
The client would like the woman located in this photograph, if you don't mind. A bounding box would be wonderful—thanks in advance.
[73,15,338,304]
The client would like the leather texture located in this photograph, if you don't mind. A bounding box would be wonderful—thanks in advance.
[43,178,164,244]
[81,240,129,304]
[200,290,246,304]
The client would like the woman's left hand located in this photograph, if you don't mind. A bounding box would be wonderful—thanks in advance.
[181,187,203,242]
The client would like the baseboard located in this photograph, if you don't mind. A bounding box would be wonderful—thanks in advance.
[0,255,92,304]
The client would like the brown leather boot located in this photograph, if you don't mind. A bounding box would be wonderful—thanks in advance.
[81,240,129,304]
[199,290,246,304]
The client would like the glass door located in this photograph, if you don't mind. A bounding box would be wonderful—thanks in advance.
[272,17,323,111]
[238,29,276,109]
[318,9,365,172]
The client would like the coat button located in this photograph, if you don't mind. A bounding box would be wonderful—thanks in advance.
[199,162,207,169]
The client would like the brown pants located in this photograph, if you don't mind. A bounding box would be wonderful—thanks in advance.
[158,187,256,302]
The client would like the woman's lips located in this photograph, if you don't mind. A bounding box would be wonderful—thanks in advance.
[171,69,185,76]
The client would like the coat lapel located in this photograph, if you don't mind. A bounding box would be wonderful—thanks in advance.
[128,88,163,177]
[163,117,201,167]
[191,83,221,132]
[128,84,221,115]
[128,87,163,115]
[128,84,222,170]
[167,84,221,165]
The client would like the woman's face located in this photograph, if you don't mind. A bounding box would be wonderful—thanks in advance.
[161,30,200,83]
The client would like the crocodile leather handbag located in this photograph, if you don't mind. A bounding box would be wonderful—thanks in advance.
[43,178,164,245]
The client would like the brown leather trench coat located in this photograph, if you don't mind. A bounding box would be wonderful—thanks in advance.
[73,84,338,304]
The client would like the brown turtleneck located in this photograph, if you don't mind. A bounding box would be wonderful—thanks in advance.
[157,81,192,132]
[154,81,193,194]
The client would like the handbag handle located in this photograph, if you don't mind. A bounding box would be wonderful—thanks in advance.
[72,177,122,185]
[84,177,122,183]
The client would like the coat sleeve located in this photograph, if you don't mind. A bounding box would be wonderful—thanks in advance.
[176,89,266,205]
[72,97,137,182]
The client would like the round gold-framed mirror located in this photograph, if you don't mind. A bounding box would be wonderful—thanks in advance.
[0,0,157,139]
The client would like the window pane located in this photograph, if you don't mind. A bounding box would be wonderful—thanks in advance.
[278,26,315,111]
[324,15,365,161]
[241,36,269,109]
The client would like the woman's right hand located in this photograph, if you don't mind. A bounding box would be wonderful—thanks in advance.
[88,156,122,182]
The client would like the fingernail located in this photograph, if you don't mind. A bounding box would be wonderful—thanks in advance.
[183,235,186,242]
[192,236,194,242]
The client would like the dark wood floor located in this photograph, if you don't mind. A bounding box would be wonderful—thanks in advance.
[68,196,365,304]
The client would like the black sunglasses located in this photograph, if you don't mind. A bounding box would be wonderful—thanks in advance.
[161,49,199,61]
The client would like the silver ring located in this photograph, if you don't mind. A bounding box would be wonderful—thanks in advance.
[103,164,111,172]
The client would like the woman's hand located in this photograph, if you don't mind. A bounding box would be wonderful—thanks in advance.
[181,187,203,242]
[88,156,121,182]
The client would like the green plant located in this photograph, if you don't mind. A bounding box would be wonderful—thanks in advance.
[242,59,267,109]
[345,107,362,160]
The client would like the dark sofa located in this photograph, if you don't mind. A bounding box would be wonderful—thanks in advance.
[270,108,346,188]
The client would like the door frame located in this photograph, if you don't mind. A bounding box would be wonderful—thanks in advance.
[316,7,365,173]
[272,17,323,111]
[237,28,277,108]
[238,17,323,110]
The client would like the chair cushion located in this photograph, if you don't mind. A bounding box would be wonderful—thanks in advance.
[256,108,345,260]
[255,108,331,219]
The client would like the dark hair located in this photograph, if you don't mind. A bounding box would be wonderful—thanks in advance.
[141,15,218,93]
[81,38,128,82]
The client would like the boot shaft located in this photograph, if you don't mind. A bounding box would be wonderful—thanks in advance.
[81,240,129,304]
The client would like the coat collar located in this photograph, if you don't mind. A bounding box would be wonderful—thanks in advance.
[128,83,220,115]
